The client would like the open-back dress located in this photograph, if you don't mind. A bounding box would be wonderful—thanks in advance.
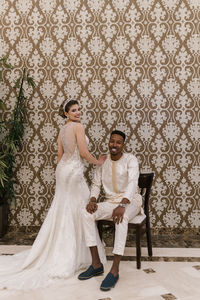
[0,122,106,290]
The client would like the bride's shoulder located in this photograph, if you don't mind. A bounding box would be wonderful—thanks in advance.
[74,122,85,132]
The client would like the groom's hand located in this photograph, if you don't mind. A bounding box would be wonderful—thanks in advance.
[112,206,125,224]
[112,198,130,224]
[86,198,98,214]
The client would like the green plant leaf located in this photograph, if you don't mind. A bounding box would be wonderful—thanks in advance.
[27,75,36,88]
[0,99,5,110]
[0,59,35,202]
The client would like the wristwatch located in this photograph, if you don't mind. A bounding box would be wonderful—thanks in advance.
[119,203,126,208]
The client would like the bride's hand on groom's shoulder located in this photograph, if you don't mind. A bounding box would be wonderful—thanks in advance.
[97,155,107,165]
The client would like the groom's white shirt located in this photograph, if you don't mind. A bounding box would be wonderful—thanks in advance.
[82,153,143,255]
[90,153,142,207]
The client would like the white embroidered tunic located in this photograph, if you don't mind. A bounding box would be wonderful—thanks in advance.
[90,153,142,207]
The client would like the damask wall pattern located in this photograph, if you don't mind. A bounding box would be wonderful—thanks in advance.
[0,0,199,231]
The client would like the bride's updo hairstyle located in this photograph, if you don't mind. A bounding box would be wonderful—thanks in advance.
[59,99,79,118]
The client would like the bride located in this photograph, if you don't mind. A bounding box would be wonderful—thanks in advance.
[0,99,106,290]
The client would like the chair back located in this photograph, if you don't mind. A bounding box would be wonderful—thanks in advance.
[138,173,154,218]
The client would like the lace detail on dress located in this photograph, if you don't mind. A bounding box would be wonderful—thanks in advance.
[60,122,89,164]
[60,122,81,163]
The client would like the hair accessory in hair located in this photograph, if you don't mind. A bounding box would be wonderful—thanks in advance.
[63,98,74,110]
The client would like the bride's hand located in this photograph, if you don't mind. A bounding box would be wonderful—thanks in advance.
[97,155,107,165]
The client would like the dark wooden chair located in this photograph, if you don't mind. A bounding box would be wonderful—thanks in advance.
[97,172,154,269]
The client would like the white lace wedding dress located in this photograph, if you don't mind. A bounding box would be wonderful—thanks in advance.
[0,122,106,290]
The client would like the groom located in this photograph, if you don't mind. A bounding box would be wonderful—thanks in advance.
[78,130,142,291]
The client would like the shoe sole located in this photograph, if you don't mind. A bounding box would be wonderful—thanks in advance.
[100,278,119,291]
[100,284,116,291]
[78,271,104,280]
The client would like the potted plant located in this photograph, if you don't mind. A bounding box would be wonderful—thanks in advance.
[0,59,35,236]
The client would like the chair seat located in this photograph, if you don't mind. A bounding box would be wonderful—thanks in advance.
[129,213,146,224]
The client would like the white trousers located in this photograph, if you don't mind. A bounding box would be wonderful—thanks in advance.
[82,201,141,256]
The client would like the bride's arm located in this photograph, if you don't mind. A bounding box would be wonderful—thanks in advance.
[74,123,104,165]
[57,132,63,163]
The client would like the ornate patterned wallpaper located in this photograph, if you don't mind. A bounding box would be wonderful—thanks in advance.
[0,0,199,231]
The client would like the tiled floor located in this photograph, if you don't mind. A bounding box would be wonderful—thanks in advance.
[0,231,199,299]
[0,245,200,300]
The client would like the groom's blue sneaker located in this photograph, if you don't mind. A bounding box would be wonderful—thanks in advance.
[100,272,119,291]
[78,264,104,280]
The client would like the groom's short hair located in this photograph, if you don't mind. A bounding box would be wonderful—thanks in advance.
[110,130,126,142]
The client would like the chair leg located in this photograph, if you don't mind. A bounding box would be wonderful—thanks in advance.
[97,221,103,240]
[146,220,152,257]
[136,225,141,269]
